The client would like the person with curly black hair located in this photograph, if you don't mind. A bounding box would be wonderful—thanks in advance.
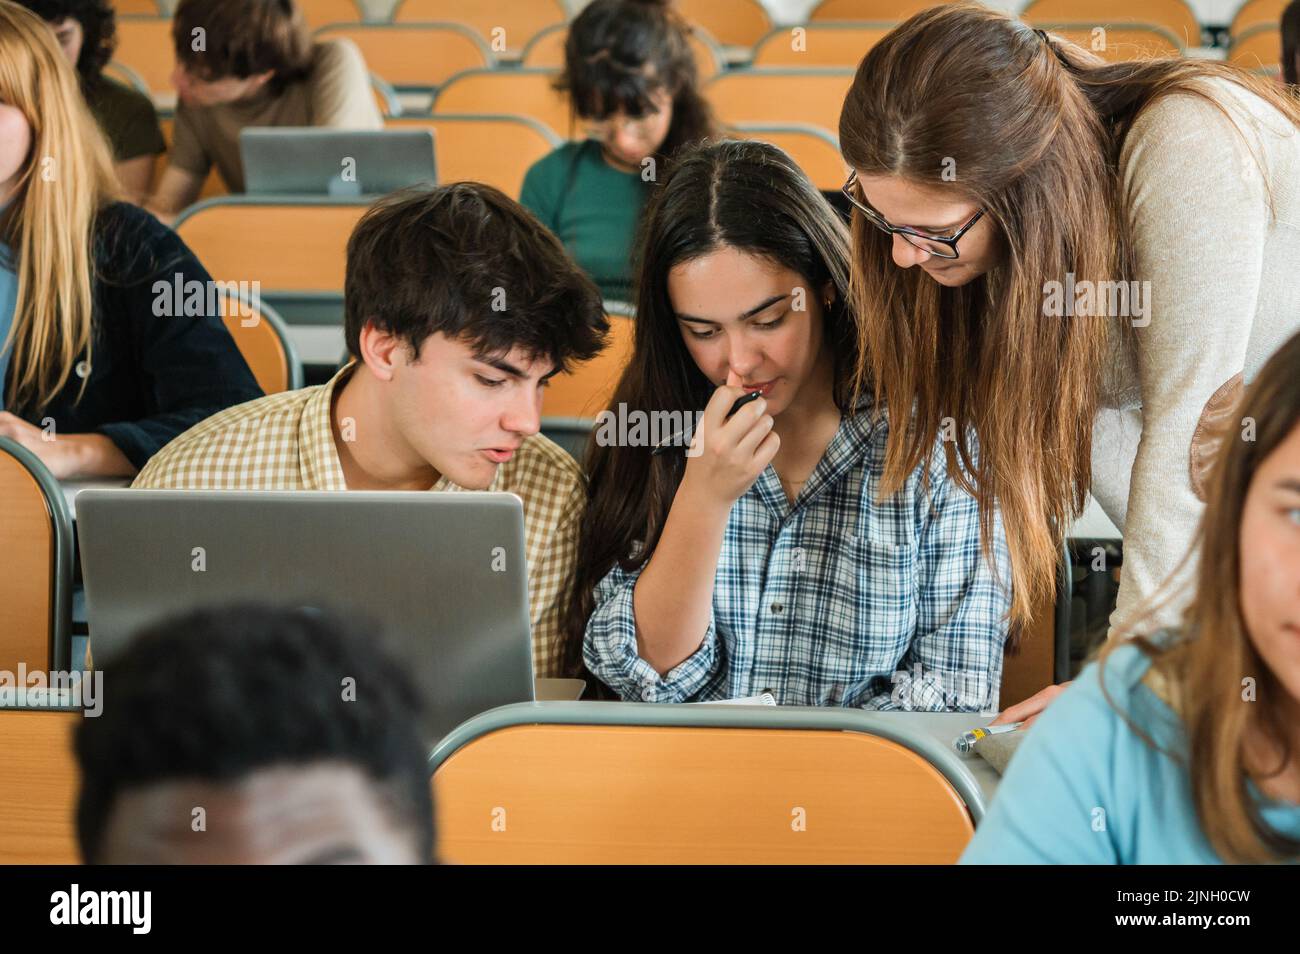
[17,0,164,202]
[75,603,436,864]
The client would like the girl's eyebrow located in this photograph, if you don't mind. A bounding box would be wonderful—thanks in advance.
[677,293,790,324]
[1275,478,1300,494]
[858,190,966,234]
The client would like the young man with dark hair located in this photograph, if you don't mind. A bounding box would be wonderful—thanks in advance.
[134,183,610,676]
[75,604,434,864]
[18,0,165,201]
[148,0,381,217]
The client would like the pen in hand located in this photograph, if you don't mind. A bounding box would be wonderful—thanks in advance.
[651,390,764,456]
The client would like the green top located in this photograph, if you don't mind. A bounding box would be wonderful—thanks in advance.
[520,140,650,304]
[83,75,166,162]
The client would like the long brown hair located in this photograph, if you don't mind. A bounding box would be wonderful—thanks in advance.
[557,139,858,682]
[1101,330,1300,863]
[839,2,1300,627]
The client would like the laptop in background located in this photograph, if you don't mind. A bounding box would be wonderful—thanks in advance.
[240,128,436,197]
[77,490,534,743]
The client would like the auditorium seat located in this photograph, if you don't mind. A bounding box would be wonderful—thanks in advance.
[0,439,74,675]
[384,114,560,198]
[431,702,982,864]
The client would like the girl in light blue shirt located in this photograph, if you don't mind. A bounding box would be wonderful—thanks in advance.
[963,330,1300,864]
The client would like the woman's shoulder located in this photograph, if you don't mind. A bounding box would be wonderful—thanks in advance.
[311,37,367,76]
[1122,76,1295,170]
[526,141,595,179]
[93,203,197,286]
[1059,631,1186,742]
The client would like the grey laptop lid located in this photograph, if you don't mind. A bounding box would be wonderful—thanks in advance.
[77,490,534,743]
[239,128,436,197]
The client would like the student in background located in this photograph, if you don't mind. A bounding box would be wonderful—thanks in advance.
[963,331,1300,864]
[134,184,608,678]
[76,604,435,864]
[1284,0,1299,86]
[0,2,259,479]
[838,4,1300,725]
[147,0,381,220]
[18,0,165,203]
[520,0,718,304]
[568,140,1011,708]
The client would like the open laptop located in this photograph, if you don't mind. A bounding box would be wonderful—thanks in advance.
[240,128,436,197]
[76,490,534,743]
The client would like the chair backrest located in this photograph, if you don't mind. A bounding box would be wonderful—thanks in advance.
[673,0,772,48]
[521,22,724,81]
[1000,544,1072,709]
[542,313,636,418]
[0,709,81,865]
[1040,22,1185,59]
[220,295,304,394]
[174,198,371,294]
[706,69,855,137]
[156,115,227,201]
[1229,25,1283,70]
[301,0,364,30]
[114,16,175,95]
[431,705,978,863]
[0,439,74,675]
[116,0,161,15]
[314,22,493,89]
[385,114,559,198]
[1230,0,1289,38]
[370,72,402,117]
[1022,0,1202,47]
[540,417,595,464]
[729,123,847,191]
[809,0,956,20]
[393,0,567,57]
[752,22,895,67]
[432,69,572,138]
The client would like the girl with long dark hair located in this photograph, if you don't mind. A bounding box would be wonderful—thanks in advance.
[563,139,1011,709]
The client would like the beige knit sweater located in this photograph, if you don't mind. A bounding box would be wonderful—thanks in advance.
[1093,77,1300,637]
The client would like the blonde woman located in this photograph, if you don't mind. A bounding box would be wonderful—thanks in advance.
[838,4,1300,723]
[0,1,259,479]
[962,330,1300,863]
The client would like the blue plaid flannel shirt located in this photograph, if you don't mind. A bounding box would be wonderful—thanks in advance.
[583,409,1012,710]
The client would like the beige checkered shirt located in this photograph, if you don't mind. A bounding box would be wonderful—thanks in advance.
[134,366,585,676]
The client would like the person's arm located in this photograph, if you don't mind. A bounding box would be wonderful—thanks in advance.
[960,665,1124,864]
[114,156,156,205]
[146,105,209,222]
[109,85,167,205]
[309,39,383,128]
[1107,91,1268,636]
[994,92,1271,727]
[631,382,778,674]
[91,215,262,471]
[861,446,1013,711]
[145,166,204,226]
[0,413,135,479]
[582,555,727,702]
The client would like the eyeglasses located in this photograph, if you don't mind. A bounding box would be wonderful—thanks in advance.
[841,170,985,260]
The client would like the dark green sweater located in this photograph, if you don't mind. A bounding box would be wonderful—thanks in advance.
[520,140,650,304]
